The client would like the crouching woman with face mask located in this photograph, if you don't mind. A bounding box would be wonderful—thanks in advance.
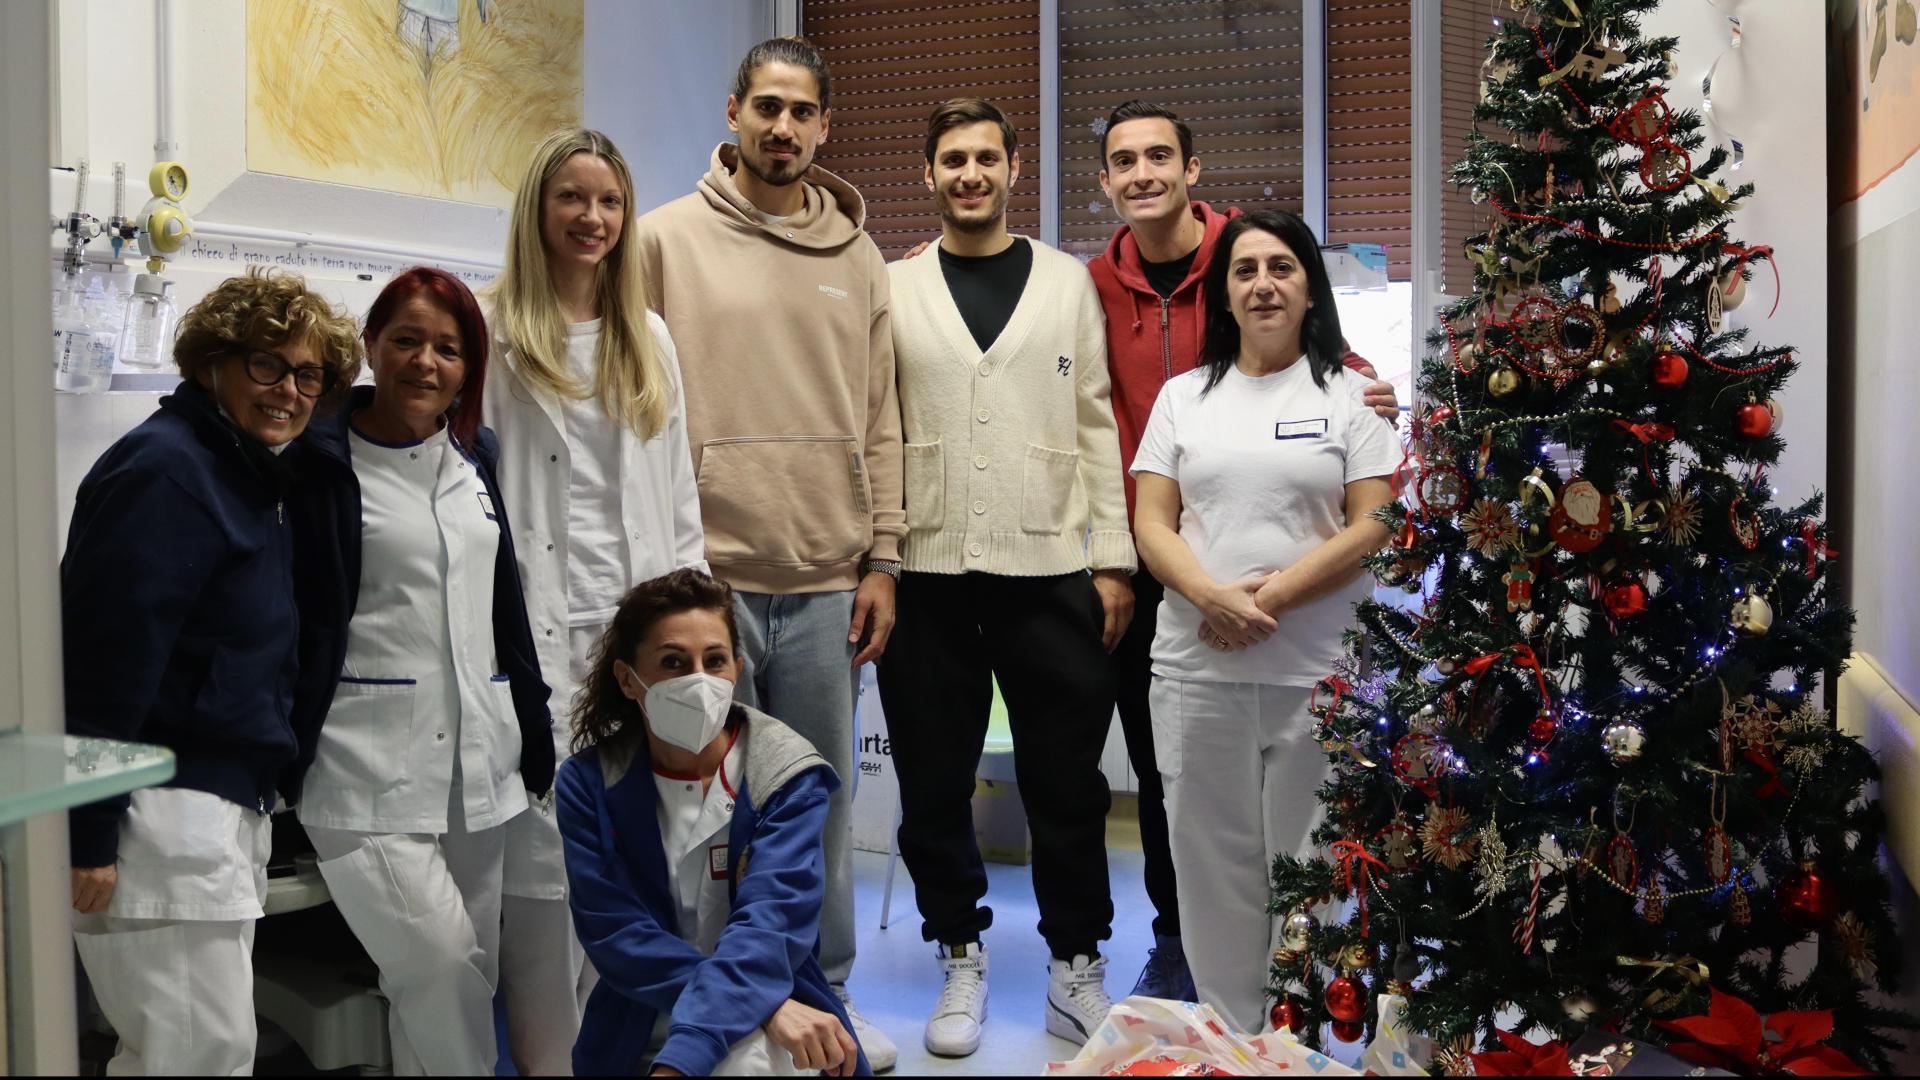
[557,568,868,1077]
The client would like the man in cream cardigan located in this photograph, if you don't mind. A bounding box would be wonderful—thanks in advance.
[876,97,1135,1059]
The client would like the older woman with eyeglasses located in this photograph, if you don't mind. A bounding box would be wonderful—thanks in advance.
[64,267,361,1076]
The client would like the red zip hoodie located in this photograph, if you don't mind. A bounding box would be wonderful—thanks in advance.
[1089,200,1374,520]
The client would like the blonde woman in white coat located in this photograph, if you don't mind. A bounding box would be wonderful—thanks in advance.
[482,127,707,1076]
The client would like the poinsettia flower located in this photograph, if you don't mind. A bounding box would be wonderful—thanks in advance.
[1654,987,1866,1075]
[1469,1028,1569,1076]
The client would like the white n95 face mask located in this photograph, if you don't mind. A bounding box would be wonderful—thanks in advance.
[638,672,735,753]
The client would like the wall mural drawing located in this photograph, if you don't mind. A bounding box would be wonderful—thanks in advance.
[1832,0,1920,201]
[247,0,583,208]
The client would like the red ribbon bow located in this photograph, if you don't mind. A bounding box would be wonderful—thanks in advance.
[1611,419,1677,486]
[1610,419,1676,444]
[1465,645,1553,709]
[1312,676,1352,721]
[1722,243,1783,319]
[1654,987,1865,1075]
[1746,747,1793,801]
[1329,840,1389,936]
[1470,1029,1572,1076]
[1801,519,1839,579]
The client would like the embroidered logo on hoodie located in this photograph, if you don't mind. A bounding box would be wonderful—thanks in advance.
[818,283,849,300]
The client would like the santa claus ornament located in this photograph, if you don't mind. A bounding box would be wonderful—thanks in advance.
[1549,479,1612,553]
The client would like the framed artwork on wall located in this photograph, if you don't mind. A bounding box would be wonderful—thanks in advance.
[246,0,583,207]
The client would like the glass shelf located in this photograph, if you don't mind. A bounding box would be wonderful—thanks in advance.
[0,733,176,828]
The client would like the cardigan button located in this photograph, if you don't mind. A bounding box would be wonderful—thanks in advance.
[546,543,554,551]
[971,500,986,515]
[550,454,559,462]
[968,542,984,557]
[977,361,991,377]
[974,455,988,469]
[976,409,990,423]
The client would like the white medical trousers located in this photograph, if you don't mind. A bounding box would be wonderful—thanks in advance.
[305,811,509,1076]
[72,789,274,1076]
[497,620,604,1075]
[1150,677,1327,1035]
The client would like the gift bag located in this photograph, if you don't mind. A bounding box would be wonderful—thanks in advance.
[1046,997,1362,1077]
[1360,993,1433,1076]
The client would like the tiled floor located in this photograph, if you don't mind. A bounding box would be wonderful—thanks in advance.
[841,844,1160,1076]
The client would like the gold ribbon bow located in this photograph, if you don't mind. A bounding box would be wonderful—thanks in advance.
[1617,954,1711,1011]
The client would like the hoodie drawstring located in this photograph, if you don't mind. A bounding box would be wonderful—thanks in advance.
[1130,290,1144,334]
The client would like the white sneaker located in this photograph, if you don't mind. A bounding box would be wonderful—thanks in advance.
[924,942,990,1057]
[1046,953,1113,1043]
[834,985,898,1072]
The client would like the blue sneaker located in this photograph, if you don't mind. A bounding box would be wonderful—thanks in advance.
[1130,934,1197,1001]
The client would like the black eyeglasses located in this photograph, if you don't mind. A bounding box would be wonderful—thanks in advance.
[222,341,337,398]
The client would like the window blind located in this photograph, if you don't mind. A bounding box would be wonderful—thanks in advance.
[801,0,1042,260]
[1325,0,1411,280]
[1057,0,1304,260]
[1439,0,1509,295]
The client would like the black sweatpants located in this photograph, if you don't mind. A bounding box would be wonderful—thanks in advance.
[1112,565,1181,939]
[878,570,1115,960]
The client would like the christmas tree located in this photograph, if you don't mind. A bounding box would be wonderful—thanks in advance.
[1267,0,1908,1071]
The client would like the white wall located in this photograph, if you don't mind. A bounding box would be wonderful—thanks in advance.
[589,0,777,215]
[1833,70,1920,713]
[1643,0,1829,508]
[1833,127,1920,1077]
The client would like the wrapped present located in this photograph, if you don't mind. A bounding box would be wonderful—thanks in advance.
[1110,1059,1233,1076]
[1565,1030,1735,1076]
[1046,996,1360,1077]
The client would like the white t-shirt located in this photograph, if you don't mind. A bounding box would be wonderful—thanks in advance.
[652,729,745,955]
[1131,360,1401,687]
[562,320,629,624]
[648,730,746,1057]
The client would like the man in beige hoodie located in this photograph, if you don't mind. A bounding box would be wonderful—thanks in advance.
[629,37,904,1071]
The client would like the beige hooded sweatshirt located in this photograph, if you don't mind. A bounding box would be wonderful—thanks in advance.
[632,144,905,595]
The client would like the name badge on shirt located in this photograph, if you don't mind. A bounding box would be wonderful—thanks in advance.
[1274,418,1329,441]
[477,490,498,521]
[709,843,729,880]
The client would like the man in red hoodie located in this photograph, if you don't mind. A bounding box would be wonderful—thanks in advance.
[1089,100,1399,1002]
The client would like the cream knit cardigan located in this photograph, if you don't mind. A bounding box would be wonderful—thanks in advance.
[887,237,1137,577]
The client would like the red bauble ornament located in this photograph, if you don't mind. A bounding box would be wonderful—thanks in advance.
[1427,405,1455,429]
[1651,351,1689,388]
[1270,998,1306,1033]
[1603,580,1649,619]
[1735,402,1773,438]
[1776,861,1839,930]
[1324,976,1366,1022]
[1331,1019,1367,1044]
[1527,715,1558,745]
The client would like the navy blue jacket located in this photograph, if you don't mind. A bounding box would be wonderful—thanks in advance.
[64,381,301,868]
[286,386,555,804]
[558,707,869,1077]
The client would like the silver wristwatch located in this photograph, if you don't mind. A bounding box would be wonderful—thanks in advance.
[863,559,903,581]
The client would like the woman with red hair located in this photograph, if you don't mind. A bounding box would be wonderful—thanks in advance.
[287,266,553,1074]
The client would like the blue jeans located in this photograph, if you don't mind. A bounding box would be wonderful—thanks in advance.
[731,589,861,986]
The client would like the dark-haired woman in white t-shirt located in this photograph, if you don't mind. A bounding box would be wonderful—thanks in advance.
[1130,209,1399,1034]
